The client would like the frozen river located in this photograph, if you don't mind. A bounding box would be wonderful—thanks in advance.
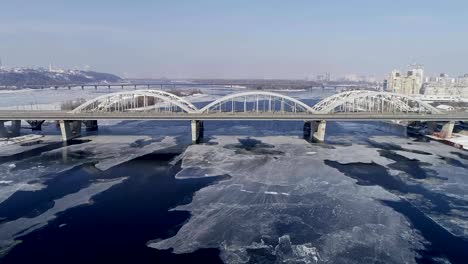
[0,87,467,263]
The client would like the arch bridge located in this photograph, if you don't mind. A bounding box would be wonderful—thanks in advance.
[0,90,462,143]
[71,89,441,115]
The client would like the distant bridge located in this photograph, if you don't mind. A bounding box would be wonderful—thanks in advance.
[3,82,367,91]
[8,82,259,90]
[0,90,466,143]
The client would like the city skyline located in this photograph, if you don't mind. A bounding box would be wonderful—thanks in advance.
[1,62,465,83]
[1,0,467,78]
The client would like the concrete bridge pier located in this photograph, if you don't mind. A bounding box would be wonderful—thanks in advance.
[10,121,21,137]
[27,120,45,131]
[0,120,21,138]
[303,121,312,140]
[426,121,437,134]
[304,120,326,143]
[191,120,204,144]
[83,120,98,131]
[440,121,455,139]
[59,120,82,141]
[426,121,455,139]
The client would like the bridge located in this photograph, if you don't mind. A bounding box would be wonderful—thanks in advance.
[4,82,371,92]
[0,90,466,143]
[8,82,258,90]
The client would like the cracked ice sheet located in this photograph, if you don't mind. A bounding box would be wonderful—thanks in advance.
[83,135,177,171]
[370,136,468,188]
[0,135,177,204]
[0,177,126,254]
[360,136,468,238]
[149,136,424,264]
[0,135,62,157]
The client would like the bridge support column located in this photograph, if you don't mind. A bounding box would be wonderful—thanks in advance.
[426,121,437,134]
[10,121,21,137]
[191,120,204,144]
[304,120,326,143]
[0,121,6,138]
[27,120,45,131]
[59,120,82,141]
[83,120,98,131]
[0,120,21,138]
[440,121,455,139]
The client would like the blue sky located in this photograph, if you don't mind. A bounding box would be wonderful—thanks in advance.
[0,0,467,79]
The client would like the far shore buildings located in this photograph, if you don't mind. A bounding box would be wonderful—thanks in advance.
[386,65,424,95]
[385,65,468,98]
[422,74,468,98]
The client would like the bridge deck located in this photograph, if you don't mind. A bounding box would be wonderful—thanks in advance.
[0,111,466,121]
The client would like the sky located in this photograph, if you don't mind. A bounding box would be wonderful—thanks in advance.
[0,0,467,79]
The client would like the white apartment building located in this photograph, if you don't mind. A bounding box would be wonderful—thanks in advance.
[387,67,424,95]
[422,74,468,98]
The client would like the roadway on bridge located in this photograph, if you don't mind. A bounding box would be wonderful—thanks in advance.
[0,110,466,121]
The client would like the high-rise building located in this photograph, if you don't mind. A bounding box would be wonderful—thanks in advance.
[409,63,424,85]
[386,65,424,95]
[316,73,331,82]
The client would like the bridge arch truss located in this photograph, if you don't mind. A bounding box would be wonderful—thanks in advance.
[198,91,316,114]
[71,89,442,116]
[71,90,198,113]
[311,90,441,114]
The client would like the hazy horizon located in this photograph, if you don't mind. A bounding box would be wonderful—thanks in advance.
[1,0,467,79]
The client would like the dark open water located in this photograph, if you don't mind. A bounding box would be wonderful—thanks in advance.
[1,151,225,263]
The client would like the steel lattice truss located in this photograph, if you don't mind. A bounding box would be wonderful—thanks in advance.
[310,90,441,114]
[71,90,198,113]
[71,89,442,115]
[199,91,315,113]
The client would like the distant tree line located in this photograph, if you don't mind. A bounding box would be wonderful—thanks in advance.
[0,70,122,88]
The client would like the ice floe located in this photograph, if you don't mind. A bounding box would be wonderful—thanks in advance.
[150,136,424,263]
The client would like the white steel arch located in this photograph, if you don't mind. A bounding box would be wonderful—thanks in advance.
[70,89,442,116]
[311,90,441,114]
[71,90,198,113]
[199,91,316,113]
